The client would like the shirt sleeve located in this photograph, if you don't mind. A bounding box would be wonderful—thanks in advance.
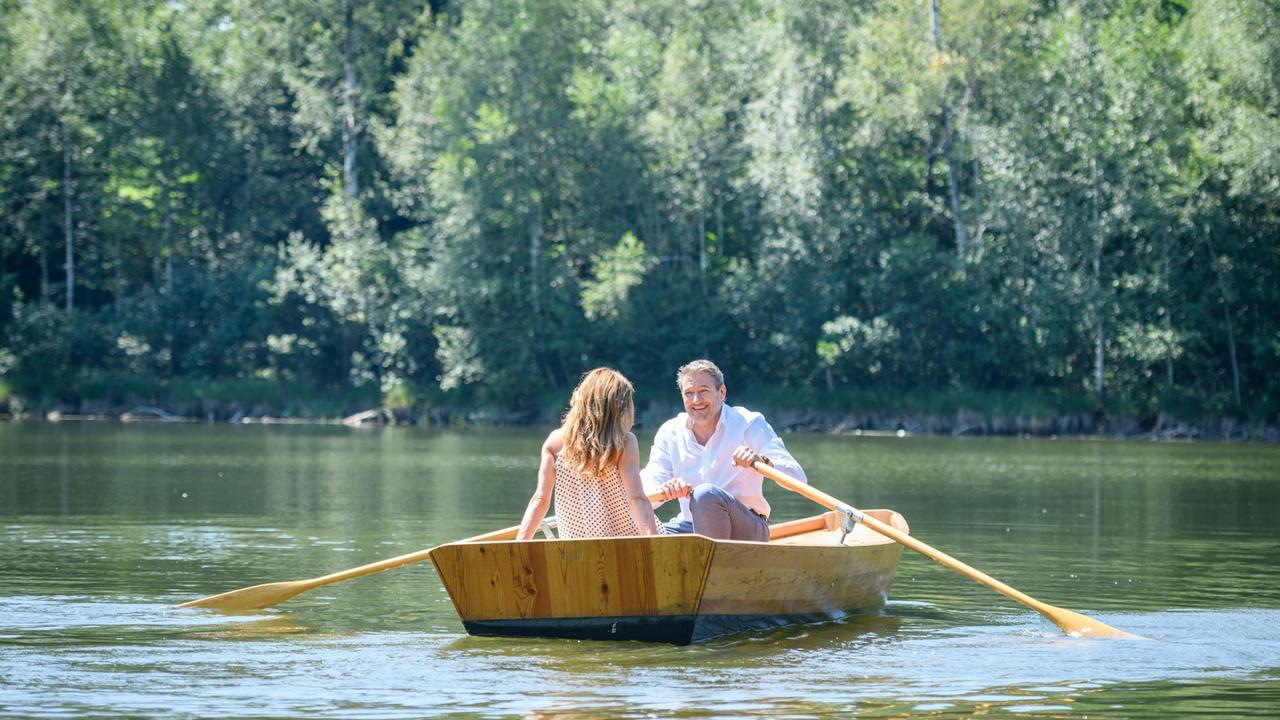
[640,424,675,495]
[748,415,807,484]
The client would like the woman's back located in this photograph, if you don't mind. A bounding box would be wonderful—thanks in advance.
[553,456,648,539]
[516,368,661,541]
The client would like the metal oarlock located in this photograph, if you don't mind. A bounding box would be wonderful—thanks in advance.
[835,503,864,546]
[539,518,557,540]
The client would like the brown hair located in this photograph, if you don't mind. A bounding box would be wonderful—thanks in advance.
[562,368,635,478]
[676,359,724,390]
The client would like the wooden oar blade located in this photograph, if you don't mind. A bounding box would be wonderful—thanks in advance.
[1045,605,1143,639]
[175,580,311,611]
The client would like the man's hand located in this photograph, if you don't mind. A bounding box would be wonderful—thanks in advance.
[658,478,692,502]
[731,445,771,468]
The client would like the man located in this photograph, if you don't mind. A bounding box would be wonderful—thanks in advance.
[641,359,807,541]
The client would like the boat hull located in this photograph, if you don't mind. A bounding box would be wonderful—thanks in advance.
[429,510,906,645]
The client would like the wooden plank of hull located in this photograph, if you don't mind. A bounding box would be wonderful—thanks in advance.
[429,535,715,623]
[697,542,902,617]
[429,510,908,645]
[699,510,905,616]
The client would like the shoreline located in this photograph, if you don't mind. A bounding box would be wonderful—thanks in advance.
[3,403,1275,443]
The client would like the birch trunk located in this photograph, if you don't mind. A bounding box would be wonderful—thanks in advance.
[1092,192,1104,401]
[698,210,707,301]
[1203,235,1243,407]
[162,171,174,295]
[40,246,50,304]
[341,0,358,199]
[61,118,74,313]
[1223,305,1241,407]
[930,0,967,260]
[1162,241,1174,391]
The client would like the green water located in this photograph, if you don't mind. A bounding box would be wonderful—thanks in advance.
[1,423,1277,718]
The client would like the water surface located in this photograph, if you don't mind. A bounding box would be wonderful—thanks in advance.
[1,423,1277,717]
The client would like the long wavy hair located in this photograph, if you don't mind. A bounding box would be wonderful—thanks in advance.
[561,368,634,478]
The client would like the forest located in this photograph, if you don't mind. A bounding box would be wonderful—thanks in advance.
[0,0,1276,433]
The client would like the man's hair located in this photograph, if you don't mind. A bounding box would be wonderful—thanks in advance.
[676,359,724,390]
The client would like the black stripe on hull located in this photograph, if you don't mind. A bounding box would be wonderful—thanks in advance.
[465,615,698,645]
[464,607,881,646]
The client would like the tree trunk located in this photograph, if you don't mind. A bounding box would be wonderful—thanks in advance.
[528,210,542,317]
[341,0,358,199]
[1162,241,1173,391]
[61,117,74,313]
[1091,176,1104,401]
[715,195,725,257]
[1094,317,1105,401]
[114,234,124,313]
[697,176,709,357]
[1204,234,1243,408]
[930,0,967,261]
[1223,305,1241,407]
[162,170,174,296]
[40,245,50,304]
[698,209,707,301]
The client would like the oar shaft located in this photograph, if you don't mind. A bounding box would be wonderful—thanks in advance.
[849,508,1044,611]
[756,462,1050,616]
[179,491,669,611]
[271,490,668,586]
[311,547,438,585]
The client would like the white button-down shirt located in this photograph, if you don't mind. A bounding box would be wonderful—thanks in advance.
[640,404,807,522]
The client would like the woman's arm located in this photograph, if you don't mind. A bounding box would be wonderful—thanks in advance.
[620,433,659,536]
[516,429,562,540]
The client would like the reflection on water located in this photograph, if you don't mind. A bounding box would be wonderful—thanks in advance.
[1,423,1278,718]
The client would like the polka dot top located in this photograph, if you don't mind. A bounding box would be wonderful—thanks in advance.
[553,454,665,539]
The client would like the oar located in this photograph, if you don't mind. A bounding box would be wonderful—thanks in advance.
[754,462,1140,639]
[175,524,522,611]
[176,492,666,611]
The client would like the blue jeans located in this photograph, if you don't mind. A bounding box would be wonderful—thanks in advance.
[662,484,770,542]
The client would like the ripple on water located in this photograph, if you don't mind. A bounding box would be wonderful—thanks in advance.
[1,600,1278,718]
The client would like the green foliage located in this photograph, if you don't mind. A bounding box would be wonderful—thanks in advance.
[0,0,1276,425]
[581,233,656,321]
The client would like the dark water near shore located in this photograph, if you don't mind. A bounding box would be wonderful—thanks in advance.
[1,423,1277,718]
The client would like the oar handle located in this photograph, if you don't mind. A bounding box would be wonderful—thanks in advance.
[753,462,865,521]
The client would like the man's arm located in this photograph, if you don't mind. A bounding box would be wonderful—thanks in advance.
[640,423,691,505]
[745,416,807,484]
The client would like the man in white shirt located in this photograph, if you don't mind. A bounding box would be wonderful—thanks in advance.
[641,359,807,541]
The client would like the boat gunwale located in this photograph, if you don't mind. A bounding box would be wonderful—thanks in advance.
[439,509,907,549]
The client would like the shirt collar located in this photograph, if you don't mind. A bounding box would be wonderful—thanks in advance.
[683,404,738,437]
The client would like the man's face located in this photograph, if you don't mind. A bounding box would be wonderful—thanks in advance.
[680,371,725,425]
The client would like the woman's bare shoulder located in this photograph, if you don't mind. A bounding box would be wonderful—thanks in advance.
[544,427,566,452]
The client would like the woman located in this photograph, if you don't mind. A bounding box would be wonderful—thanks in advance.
[516,368,662,540]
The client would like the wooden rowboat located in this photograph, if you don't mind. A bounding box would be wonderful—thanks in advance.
[428,509,908,645]
[180,461,1132,639]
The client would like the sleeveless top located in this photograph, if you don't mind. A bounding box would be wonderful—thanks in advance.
[553,455,666,539]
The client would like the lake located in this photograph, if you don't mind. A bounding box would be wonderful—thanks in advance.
[1,422,1277,718]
